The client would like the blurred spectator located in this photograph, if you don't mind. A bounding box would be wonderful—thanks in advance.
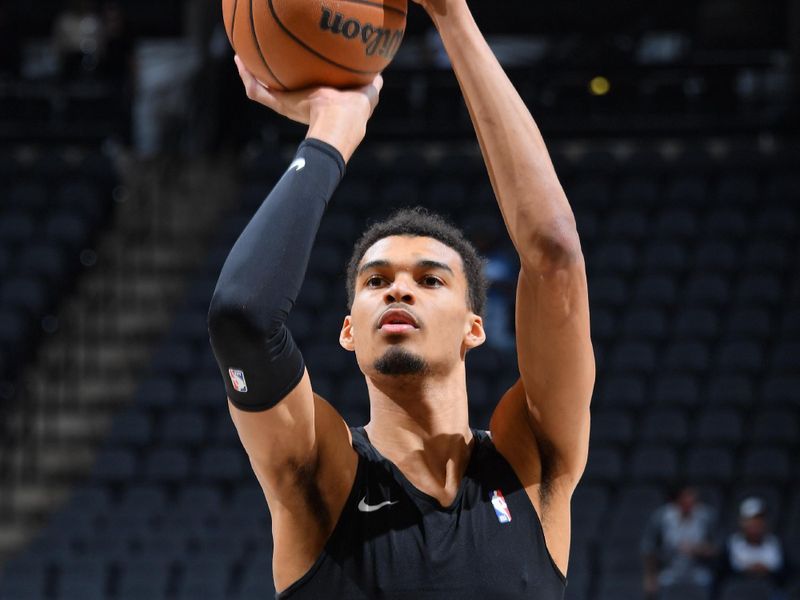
[98,1,134,144]
[641,484,720,599]
[465,217,517,351]
[97,1,133,82]
[0,0,21,77]
[718,497,788,592]
[53,0,104,79]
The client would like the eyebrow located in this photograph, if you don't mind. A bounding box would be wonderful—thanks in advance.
[358,259,455,276]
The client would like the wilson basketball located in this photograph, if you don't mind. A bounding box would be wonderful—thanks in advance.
[222,0,407,91]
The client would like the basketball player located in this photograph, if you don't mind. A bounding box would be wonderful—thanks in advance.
[208,1,594,597]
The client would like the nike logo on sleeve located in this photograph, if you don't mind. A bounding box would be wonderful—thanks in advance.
[288,158,306,172]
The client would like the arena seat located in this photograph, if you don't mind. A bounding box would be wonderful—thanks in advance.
[159,410,207,445]
[196,446,246,482]
[706,375,755,408]
[596,576,646,600]
[582,445,623,483]
[694,239,739,271]
[144,447,190,482]
[593,241,638,273]
[726,308,772,339]
[595,375,647,408]
[116,558,170,600]
[673,309,720,340]
[684,446,735,484]
[109,408,154,446]
[609,342,657,374]
[642,240,687,272]
[658,582,710,600]
[652,374,700,408]
[663,341,710,373]
[740,447,792,483]
[640,408,689,445]
[628,444,679,483]
[692,408,744,445]
[631,274,678,307]
[590,409,635,445]
[718,577,777,600]
[621,308,667,340]
[92,448,138,483]
[56,556,109,600]
[0,557,47,600]
[134,376,179,408]
[750,409,798,446]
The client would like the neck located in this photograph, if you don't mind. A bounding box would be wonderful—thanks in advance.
[364,365,473,498]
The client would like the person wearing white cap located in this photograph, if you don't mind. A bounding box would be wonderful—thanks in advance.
[722,496,787,589]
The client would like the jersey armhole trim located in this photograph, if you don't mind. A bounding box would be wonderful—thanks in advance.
[485,430,568,586]
[275,452,366,598]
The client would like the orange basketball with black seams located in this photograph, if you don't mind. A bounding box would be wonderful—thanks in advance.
[222,0,407,91]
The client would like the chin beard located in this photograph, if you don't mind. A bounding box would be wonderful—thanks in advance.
[374,346,429,376]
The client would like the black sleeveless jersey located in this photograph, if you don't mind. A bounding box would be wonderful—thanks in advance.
[276,427,567,599]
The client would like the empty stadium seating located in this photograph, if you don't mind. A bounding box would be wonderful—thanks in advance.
[0,141,797,599]
[0,150,116,404]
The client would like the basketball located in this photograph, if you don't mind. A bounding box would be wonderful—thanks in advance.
[222,0,407,91]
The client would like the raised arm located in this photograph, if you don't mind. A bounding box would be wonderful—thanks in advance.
[206,57,381,589]
[420,3,594,489]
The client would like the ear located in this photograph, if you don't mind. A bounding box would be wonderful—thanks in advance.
[464,314,486,350]
[339,315,355,352]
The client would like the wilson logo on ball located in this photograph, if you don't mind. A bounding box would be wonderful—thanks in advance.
[320,7,404,59]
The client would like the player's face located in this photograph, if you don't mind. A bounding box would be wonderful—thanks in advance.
[340,236,485,377]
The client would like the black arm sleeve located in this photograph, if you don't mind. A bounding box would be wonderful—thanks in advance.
[207,138,345,411]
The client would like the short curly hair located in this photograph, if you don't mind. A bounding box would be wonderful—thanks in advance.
[346,207,488,316]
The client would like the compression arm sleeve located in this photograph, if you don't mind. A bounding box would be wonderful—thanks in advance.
[207,138,345,411]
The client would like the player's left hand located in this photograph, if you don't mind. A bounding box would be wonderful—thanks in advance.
[235,55,381,126]
[235,55,382,162]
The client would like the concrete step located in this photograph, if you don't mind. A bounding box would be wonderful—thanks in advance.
[81,277,185,302]
[121,247,196,270]
[33,413,111,444]
[0,522,35,561]
[8,442,97,482]
[9,483,71,517]
[37,342,151,374]
[81,310,171,339]
[38,445,96,480]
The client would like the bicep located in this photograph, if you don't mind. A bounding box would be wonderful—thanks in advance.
[228,369,316,483]
[514,261,594,477]
[227,369,353,500]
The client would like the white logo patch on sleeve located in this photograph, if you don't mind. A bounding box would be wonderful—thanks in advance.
[228,368,248,393]
[288,157,306,173]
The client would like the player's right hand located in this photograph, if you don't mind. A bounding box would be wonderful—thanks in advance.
[234,55,382,162]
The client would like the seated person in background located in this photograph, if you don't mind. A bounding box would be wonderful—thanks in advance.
[720,497,788,589]
[52,0,103,78]
[641,484,720,599]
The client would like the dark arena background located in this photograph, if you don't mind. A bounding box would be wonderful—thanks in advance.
[0,0,799,599]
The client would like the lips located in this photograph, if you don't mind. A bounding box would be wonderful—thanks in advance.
[377,308,419,332]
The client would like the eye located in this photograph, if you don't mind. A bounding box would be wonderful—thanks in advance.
[365,275,385,288]
[421,275,443,287]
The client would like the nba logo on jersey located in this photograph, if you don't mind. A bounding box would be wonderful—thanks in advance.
[491,490,512,524]
[228,368,248,393]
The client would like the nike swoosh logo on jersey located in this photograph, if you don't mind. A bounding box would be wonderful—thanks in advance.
[357,496,398,513]
[288,158,306,172]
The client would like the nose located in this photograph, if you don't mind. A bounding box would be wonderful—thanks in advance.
[384,276,415,305]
